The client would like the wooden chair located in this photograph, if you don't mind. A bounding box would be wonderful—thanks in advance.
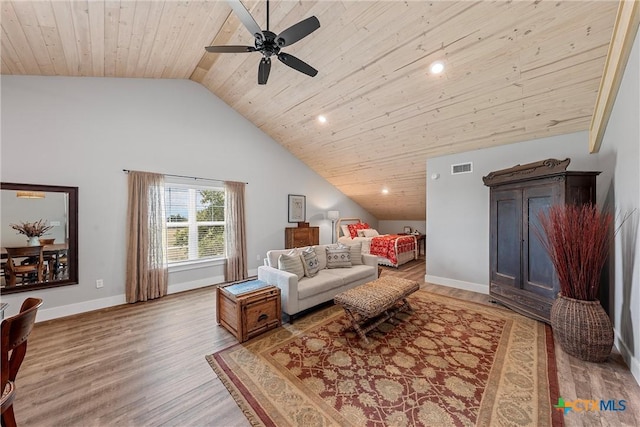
[1,298,43,427]
[38,239,56,281]
[4,247,44,287]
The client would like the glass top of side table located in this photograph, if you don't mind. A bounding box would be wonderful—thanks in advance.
[223,279,270,296]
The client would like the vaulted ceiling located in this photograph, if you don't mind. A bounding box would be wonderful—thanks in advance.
[1,1,620,220]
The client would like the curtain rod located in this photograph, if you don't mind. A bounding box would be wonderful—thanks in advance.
[122,169,248,185]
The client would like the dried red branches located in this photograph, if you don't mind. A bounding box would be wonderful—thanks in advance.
[10,219,53,238]
[537,204,613,301]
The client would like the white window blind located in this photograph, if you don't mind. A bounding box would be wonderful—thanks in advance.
[165,184,225,263]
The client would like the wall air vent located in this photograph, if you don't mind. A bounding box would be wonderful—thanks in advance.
[451,162,473,175]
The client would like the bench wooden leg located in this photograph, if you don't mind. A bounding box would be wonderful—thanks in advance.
[339,297,415,343]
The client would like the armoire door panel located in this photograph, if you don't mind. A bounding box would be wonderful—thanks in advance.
[491,190,522,287]
[522,185,560,296]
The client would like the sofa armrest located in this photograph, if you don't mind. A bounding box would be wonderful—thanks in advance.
[362,253,378,267]
[257,265,300,315]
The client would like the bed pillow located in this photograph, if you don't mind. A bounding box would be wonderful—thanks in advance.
[278,252,305,280]
[347,242,363,265]
[340,224,351,239]
[313,246,328,270]
[301,247,320,277]
[326,245,352,268]
[362,229,380,238]
[347,222,370,238]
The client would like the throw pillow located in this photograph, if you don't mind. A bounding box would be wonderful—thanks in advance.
[278,253,304,280]
[346,242,363,265]
[326,246,351,268]
[313,245,328,270]
[301,247,320,277]
[340,224,351,239]
[362,229,380,237]
[347,222,370,238]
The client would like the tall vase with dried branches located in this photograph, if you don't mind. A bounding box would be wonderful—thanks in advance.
[537,204,614,362]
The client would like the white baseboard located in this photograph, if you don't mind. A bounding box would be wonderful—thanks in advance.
[425,274,489,295]
[614,329,640,386]
[35,268,257,322]
[36,294,127,322]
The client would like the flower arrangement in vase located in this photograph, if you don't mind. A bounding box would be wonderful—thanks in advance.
[10,219,54,246]
[537,203,615,362]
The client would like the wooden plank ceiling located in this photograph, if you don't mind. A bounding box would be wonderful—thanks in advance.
[1,1,619,220]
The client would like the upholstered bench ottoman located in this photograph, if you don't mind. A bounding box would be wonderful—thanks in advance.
[334,276,420,342]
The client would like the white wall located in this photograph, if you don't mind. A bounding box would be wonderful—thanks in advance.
[598,29,639,383]
[0,76,375,320]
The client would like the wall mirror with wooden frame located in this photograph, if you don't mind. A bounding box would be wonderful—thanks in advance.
[1,182,78,294]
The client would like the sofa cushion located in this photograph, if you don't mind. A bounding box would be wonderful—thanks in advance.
[326,246,351,268]
[324,265,375,283]
[301,247,320,277]
[297,271,344,300]
[313,245,328,270]
[278,252,304,280]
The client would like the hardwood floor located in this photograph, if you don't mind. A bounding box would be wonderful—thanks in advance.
[11,257,640,426]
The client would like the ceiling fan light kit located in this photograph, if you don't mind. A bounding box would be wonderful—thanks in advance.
[205,0,320,85]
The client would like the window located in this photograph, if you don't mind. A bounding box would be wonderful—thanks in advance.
[165,184,225,263]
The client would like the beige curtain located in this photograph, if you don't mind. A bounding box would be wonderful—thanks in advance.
[224,181,248,282]
[126,171,168,303]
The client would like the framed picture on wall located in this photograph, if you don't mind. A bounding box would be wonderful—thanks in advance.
[403,226,412,234]
[288,194,306,223]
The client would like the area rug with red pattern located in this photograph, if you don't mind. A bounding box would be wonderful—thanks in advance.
[206,290,561,426]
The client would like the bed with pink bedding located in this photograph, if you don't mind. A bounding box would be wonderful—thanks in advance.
[336,218,417,268]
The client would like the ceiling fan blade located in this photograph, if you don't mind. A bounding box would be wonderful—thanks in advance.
[227,0,264,40]
[275,16,320,47]
[205,45,256,53]
[277,53,318,77]
[258,57,271,85]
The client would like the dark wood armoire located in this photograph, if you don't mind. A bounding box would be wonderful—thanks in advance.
[483,158,599,323]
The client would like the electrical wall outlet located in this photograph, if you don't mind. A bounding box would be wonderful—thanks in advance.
[256,254,261,261]
[96,279,104,289]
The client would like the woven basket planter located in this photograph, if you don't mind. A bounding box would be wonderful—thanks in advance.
[550,294,613,363]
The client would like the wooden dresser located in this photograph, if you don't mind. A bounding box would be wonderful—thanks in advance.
[285,225,319,248]
[483,158,599,323]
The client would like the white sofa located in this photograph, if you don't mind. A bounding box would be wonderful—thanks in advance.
[257,244,378,318]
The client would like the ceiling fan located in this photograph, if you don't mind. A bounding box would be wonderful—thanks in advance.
[205,0,320,85]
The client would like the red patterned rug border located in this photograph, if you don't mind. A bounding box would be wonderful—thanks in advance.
[545,324,564,426]
[206,352,271,427]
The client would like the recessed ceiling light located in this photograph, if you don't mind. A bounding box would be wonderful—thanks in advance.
[318,115,327,123]
[430,61,444,74]
[382,188,389,194]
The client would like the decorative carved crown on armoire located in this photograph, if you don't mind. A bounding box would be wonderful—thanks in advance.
[483,158,600,323]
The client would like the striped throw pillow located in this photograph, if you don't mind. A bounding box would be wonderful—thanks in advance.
[278,253,304,280]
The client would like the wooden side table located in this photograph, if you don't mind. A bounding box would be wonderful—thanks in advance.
[216,279,281,343]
